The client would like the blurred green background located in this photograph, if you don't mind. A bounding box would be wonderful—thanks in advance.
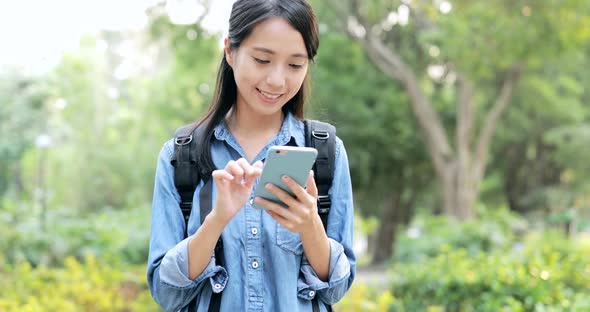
[1,0,590,311]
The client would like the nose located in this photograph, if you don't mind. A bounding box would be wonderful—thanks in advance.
[265,66,286,89]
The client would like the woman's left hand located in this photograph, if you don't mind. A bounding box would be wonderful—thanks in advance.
[254,171,320,234]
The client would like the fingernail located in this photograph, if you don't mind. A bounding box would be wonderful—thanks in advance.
[282,175,288,181]
[265,183,272,190]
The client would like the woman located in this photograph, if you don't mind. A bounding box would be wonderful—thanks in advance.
[147,0,355,311]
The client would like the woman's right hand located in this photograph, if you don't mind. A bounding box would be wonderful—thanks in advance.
[209,158,263,225]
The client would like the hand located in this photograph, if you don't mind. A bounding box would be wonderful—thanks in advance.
[254,170,320,234]
[210,158,263,225]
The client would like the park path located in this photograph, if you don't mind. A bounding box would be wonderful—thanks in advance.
[354,265,390,287]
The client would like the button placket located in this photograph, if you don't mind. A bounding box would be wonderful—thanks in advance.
[245,195,263,307]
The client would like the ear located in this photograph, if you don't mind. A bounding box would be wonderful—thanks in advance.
[224,37,234,67]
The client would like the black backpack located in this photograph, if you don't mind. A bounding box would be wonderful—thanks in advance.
[171,119,336,312]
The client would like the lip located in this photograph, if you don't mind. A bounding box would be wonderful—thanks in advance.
[256,88,283,104]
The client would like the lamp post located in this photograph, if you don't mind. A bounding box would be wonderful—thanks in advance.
[35,134,52,232]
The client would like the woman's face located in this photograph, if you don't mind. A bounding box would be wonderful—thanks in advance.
[226,17,309,118]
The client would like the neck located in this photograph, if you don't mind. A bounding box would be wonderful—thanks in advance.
[226,106,285,138]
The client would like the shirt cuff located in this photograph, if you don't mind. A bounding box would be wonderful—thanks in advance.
[297,238,351,300]
[159,236,228,291]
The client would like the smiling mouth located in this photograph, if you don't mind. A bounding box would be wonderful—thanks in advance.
[257,88,283,100]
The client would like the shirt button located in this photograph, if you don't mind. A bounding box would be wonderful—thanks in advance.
[309,290,315,298]
[251,228,258,235]
[214,283,222,290]
[252,261,259,269]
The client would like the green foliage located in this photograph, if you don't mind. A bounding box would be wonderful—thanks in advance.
[341,213,590,310]
[542,124,590,227]
[430,0,590,79]
[0,254,158,311]
[335,283,397,312]
[0,204,150,267]
[545,125,590,187]
[393,208,527,263]
[391,233,590,311]
[0,69,48,198]
[0,6,223,215]
[487,45,590,214]
[145,3,220,124]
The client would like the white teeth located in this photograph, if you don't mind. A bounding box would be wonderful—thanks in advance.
[260,90,281,99]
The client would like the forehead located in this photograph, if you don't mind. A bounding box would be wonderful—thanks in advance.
[241,17,307,57]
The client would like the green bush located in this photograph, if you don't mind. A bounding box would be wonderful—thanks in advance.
[0,254,158,311]
[393,208,527,263]
[390,232,590,311]
[335,282,398,312]
[0,205,151,266]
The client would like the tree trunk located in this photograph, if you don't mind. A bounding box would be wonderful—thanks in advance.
[371,181,418,264]
[371,192,402,264]
[503,143,527,213]
[440,162,476,220]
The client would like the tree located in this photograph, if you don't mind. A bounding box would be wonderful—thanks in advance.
[0,69,47,200]
[309,30,433,263]
[323,0,590,219]
[490,46,590,214]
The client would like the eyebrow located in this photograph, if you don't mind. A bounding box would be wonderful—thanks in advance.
[252,47,308,59]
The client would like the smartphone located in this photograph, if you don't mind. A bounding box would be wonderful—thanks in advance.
[252,146,318,209]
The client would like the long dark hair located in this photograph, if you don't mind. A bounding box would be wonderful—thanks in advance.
[194,0,320,178]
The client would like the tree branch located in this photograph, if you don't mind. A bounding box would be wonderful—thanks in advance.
[344,0,453,176]
[361,33,409,81]
[473,64,524,182]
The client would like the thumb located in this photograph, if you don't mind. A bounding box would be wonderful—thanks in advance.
[306,170,318,198]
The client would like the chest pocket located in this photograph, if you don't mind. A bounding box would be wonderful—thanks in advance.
[276,223,304,255]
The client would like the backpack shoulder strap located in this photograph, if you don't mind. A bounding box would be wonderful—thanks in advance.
[171,123,201,238]
[303,120,336,232]
[172,124,223,312]
[305,120,336,312]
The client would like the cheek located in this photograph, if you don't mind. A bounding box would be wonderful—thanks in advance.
[289,72,308,93]
[234,62,263,89]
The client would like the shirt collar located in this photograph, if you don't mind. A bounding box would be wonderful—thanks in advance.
[213,120,230,141]
[213,112,305,146]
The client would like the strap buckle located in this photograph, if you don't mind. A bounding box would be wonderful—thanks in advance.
[317,195,331,214]
[179,202,192,220]
[311,130,329,140]
[175,135,193,146]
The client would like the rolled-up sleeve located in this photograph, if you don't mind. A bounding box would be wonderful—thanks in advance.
[147,141,227,311]
[297,138,356,305]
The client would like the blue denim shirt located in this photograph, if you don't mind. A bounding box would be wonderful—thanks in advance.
[147,113,356,312]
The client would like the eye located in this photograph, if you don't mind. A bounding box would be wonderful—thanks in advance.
[254,57,270,64]
[289,64,304,69]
